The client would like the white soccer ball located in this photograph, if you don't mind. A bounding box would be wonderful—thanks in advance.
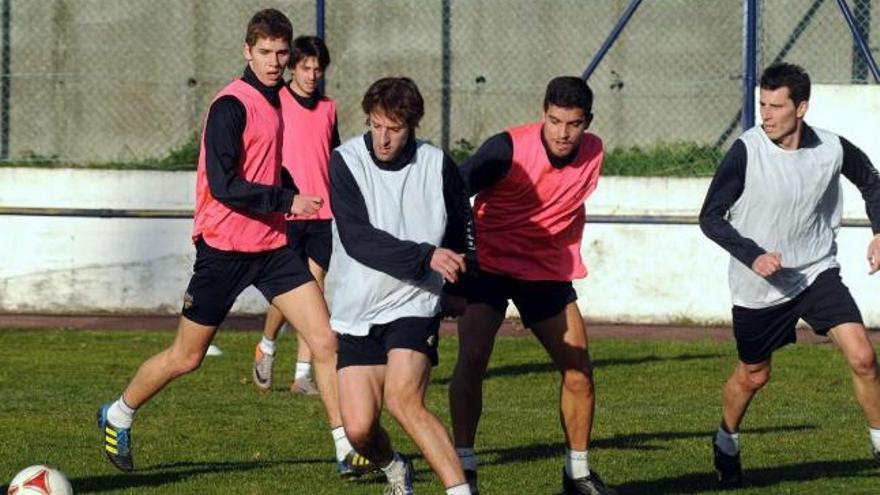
[6,465,73,495]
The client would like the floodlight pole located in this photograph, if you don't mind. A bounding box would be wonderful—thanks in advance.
[836,0,880,83]
[581,0,643,81]
[742,0,758,130]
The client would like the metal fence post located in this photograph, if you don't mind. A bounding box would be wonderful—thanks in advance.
[1,0,10,161]
[316,0,325,41]
[742,0,758,131]
[581,0,643,81]
[836,0,880,83]
[441,0,451,151]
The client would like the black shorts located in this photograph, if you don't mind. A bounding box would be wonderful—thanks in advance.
[336,316,441,369]
[287,219,332,272]
[732,268,863,364]
[181,239,314,326]
[466,269,578,327]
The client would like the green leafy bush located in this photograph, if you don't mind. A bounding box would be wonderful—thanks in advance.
[603,141,722,177]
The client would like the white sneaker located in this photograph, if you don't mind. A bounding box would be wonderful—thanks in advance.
[290,374,319,395]
[383,454,414,495]
[252,345,274,391]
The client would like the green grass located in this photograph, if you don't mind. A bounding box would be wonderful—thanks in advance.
[1,329,878,494]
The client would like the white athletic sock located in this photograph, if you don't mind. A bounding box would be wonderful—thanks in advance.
[294,361,312,380]
[259,336,276,355]
[564,448,590,479]
[331,426,354,462]
[382,452,407,482]
[107,395,136,429]
[715,425,740,456]
[456,447,478,471]
[446,483,472,495]
[869,426,880,452]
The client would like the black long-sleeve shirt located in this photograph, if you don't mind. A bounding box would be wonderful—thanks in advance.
[459,130,582,196]
[202,66,294,215]
[329,134,474,290]
[699,125,880,268]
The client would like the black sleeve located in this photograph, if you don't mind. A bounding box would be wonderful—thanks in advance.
[459,132,513,196]
[204,96,294,215]
[440,154,477,296]
[330,115,341,150]
[698,140,767,268]
[329,151,436,280]
[840,137,880,234]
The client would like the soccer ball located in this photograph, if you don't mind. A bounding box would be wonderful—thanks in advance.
[6,465,73,495]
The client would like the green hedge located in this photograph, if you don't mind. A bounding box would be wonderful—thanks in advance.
[449,139,722,177]
[602,142,722,177]
[3,138,722,177]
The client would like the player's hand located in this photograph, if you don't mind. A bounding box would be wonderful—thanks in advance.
[867,234,880,275]
[291,194,323,217]
[752,251,782,278]
[440,294,467,318]
[430,248,466,283]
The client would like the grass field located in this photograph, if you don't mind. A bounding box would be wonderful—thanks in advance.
[1,328,879,494]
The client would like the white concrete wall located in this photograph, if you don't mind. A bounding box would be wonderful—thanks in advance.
[1,169,877,325]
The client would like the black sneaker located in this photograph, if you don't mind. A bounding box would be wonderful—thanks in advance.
[873,446,880,465]
[464,469,479,495]
[97,402,134,472]
[336,449,377,478]
[713,438,743,489]
[562,468,617,495]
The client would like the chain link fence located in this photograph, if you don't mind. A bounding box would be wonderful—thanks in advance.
[1,0,314,164]
[0,0,877,172]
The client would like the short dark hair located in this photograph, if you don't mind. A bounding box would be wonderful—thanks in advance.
[543,76,593,115]
[291,36,331,69]
[760,63,811,105]
[245,9,293,47]
[361,77,425,129]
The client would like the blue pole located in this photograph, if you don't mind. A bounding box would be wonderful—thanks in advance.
[742,0,758,131]
[316,0,325,40]
[836,0,880,83]
[581,0,643,81]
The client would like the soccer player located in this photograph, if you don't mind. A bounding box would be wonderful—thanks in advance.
[700,63,880,488]
[252,35,340,396]
[96,9,366,477]
[448,76,613,495]
[327,77,473,495]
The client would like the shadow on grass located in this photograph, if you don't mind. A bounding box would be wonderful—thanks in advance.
[68,458,327,493]
[478,424,818,465]
[613,458,880,494]
[433,353,724,385]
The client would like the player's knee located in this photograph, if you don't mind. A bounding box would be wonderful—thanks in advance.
[562,369,594,395]
[744,367,770,390]
[456,346,492,373]
[385,393,423,424]
[307,335,337,362]
[343,422,373,451]
[169,351,204,376]
[849,349,878,379]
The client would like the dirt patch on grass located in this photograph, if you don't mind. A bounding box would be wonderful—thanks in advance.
[2,312,876,344]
